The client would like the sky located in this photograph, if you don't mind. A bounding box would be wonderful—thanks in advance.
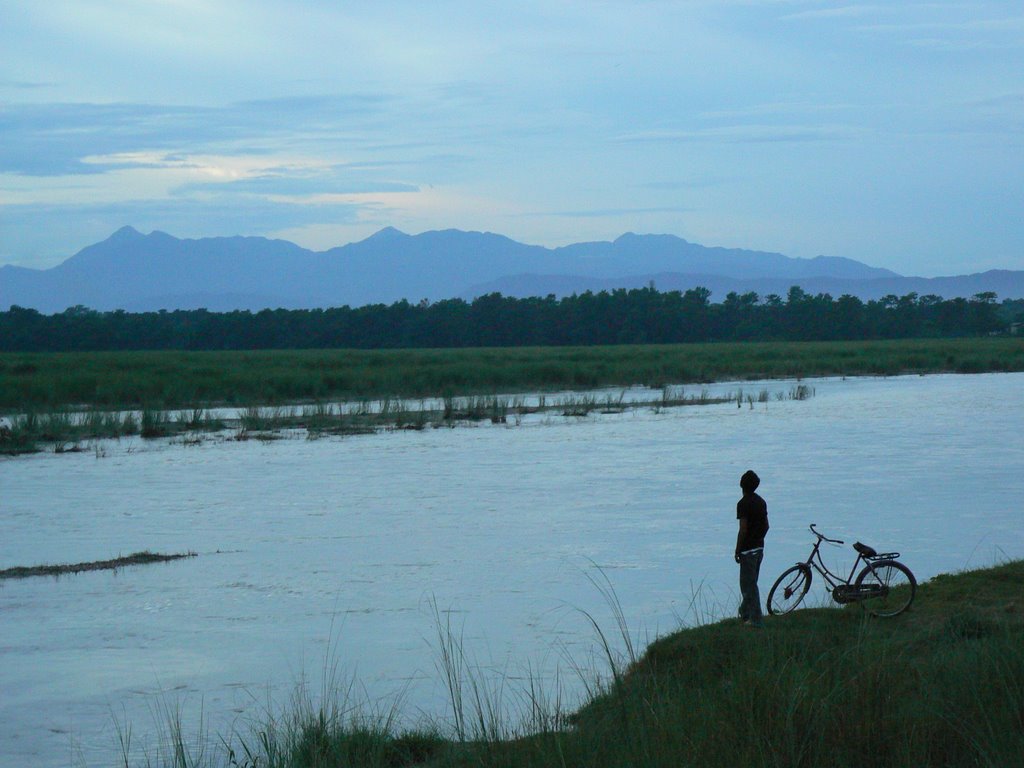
[1,1,1022,276]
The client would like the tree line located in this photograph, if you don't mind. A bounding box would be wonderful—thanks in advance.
[2,287,1021,353]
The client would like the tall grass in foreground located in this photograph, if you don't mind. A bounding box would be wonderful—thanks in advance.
[223,677,444,768]
[564,610,1024,768]
[109,560,1024,768]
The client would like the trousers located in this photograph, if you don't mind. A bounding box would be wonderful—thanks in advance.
[738,549,764,624]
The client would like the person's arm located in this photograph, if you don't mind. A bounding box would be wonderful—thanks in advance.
[735,517,748,562]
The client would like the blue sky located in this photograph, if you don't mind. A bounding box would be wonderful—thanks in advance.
[1,1,1022,276]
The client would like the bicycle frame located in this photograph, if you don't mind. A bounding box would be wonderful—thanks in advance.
[768,524,916,617]
[798,533,868,593]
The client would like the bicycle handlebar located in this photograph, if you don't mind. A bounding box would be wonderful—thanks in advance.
[809,523,844,545]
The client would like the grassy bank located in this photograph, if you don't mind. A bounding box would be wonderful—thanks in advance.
[2,338,1022,413]
[553,559,1024,768]
[125,559,1024,768]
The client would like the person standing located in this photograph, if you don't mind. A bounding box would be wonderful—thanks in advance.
[735,470,769,627]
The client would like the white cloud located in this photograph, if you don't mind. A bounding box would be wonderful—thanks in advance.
[782,4,889,21]
[614,124,861,144]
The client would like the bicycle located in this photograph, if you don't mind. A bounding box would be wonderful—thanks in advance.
[766,524,916,617]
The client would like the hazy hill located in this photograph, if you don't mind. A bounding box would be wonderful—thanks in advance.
[2,226,1021,313]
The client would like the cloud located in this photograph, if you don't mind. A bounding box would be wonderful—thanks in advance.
[852,10,1024,49]
[543,206,691,219]
[0,79,57,90]
[779,3,1024,52]
[65,149,424,200]
[0,102,219,176]
[614,124,858,144]
[782,5,888,21]
[859,16,1024,35]
[698,101,856,121]
[635,178,732,192]
[969,92,1024,110]
[0,94,392,176]
[173,175,420,198]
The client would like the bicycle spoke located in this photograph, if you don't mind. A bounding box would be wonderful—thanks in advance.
[856,561,916,617]
[767,565,810,615]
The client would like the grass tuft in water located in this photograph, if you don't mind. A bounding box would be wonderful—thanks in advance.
[141,407,170,438]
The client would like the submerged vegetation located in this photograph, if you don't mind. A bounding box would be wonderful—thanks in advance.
[0,551,196,580]
[1,386,776,455]
[112,559,1024,767]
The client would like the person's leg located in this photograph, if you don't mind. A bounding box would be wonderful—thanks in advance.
[739,550,764,625]
[738,554,753,621]
[738,562,748,621]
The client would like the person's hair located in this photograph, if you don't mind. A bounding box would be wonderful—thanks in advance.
[740,470,760,493]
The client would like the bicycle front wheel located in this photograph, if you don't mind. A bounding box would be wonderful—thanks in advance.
[767,564,811,615]
[855,560,916,617]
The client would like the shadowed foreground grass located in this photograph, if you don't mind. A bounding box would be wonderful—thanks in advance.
[124,559,1024,768]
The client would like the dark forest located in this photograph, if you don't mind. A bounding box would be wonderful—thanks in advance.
[3,287,1021,353]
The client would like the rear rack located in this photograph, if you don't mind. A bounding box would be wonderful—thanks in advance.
[865,552,900,561]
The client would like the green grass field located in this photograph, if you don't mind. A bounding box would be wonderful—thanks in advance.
[2,337,1022,412]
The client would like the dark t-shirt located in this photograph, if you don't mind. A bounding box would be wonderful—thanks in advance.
[736,492,769,552]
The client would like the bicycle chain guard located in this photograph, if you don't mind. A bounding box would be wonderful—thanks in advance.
[832,583,886,603]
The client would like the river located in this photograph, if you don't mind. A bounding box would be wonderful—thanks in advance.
[1,373,1021,767]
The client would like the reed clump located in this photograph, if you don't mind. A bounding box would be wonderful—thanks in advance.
[1,408,144,454]
[0,551,196,580]
[140,407,170,438]
[1,380,812,454]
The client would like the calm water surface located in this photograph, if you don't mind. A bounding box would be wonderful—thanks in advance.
[2,373,1022,767]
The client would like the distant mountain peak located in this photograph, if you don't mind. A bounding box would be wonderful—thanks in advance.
[613,232,685,245]
[364,226,408,242]
[109,225,144,241]
[105,226,179,246]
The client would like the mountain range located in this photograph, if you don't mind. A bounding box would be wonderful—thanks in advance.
[2,226,1022,314]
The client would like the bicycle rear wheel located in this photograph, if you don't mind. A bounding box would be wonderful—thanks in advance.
[766,564,811,615]
[855,560,916,617]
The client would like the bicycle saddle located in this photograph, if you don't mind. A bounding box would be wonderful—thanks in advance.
[854,542,878,557]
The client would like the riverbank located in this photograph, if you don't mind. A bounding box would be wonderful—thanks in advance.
[2,338,1022,413]
[134,558,1024,767]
